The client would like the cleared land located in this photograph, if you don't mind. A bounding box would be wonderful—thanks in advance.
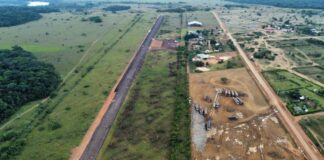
[190,68,304,159]
[0,11,157,160]
[263,70,324,115]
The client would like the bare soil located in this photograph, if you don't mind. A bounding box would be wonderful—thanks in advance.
[189,68,305,160]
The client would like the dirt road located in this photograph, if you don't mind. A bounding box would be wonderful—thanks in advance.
[212,11,323,160]
[69,16,164,160]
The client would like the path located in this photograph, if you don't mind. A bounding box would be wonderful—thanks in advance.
[70,16,164,160]
[212,11,323,160]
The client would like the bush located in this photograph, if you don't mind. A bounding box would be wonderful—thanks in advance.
[103,5,131,12]
[48,120,62,130]
[88,16,102,23]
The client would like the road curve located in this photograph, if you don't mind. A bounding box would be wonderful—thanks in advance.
[212,11,323,160]
[77,16,164,160]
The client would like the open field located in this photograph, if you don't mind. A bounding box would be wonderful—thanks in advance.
[218,5,324,36]
[263,70,324,115]
[294,66,324,84]
[189,68,304,159]
[300,116,324,155]
[97,51,176,160]
[268,39,324,66]
[209,53,244,71]
[0,11,138,76]
[186,11,219,29]
[0,11,157,160]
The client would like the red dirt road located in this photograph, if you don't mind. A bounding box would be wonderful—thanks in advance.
[212,11,323,160]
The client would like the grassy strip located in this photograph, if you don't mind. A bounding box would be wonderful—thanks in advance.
[97,51,177,159]
[170,46,191,160]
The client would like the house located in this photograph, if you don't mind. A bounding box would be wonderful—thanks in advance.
[188,21,203,27]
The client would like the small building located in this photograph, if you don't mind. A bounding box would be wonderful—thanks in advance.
[299,96,305,101]
[196,54,210,60]
[188,21,203,27]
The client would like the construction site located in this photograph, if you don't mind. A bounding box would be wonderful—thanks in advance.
[190,68,305,159]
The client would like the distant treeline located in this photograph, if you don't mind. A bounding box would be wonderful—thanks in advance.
[103,5,131,12]
[0,6,59,27]
[226,0,324,9]
[0,46,61,122]
[223,4,249,9]
[157,5,211,13]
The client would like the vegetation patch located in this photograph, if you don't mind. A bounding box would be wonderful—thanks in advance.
[103,5,131,13]
[263,70,324,115]
[98,51,177,160]
[170,46,191,160]
[253,48,276,61]
[0,6,58,27]
[0,46,60,123]
[268,39,324,67]
[294,66,324,83]
[300,116,324,155]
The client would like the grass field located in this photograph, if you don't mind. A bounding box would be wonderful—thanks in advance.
[268,39,324,83]
[98,51,177,160]
[263,70,324,115]
[209,56,244,70]
[294,66,324,83]
[300,116,324,155]
[186,11,218,29]
[0,11,138,76]
[0,11,158,160]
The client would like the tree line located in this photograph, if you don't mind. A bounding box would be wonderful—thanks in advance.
[0,6,59,27]
[0,46,61,122]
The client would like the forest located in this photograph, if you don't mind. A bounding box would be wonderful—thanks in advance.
[103,5,131,12]
[227,0,324,9]
[0,6,59,27]
[0,46,61,122]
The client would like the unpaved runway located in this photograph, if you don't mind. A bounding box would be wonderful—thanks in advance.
[212,11,323,160]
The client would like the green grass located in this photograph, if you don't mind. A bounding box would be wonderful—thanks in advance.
[0,12,158,160]
[209,56,244,71]
[268,39,324,74]
[0,12,139,76]
[263,70,324,115]
[294,66,324,83]
[98,51,177,160]
[299,116,324,155]
[186,11,218,29]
